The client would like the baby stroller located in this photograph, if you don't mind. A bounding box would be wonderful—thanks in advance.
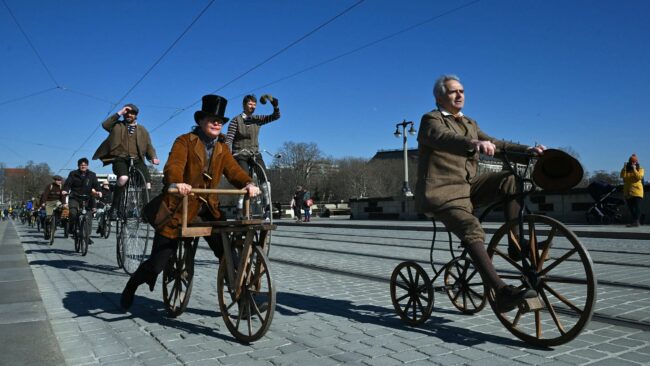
[585,181,624,224]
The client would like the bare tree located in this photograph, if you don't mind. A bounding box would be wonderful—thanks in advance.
[587,170,622,186]
[269,142,324,203]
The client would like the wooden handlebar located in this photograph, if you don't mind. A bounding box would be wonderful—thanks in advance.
[167,188,248,195]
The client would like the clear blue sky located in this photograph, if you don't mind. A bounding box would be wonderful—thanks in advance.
[1,0,648,176]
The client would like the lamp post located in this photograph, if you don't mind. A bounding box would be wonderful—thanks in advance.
[393,120,416,197]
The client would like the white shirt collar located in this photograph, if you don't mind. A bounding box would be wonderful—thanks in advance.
[439,109,464,118]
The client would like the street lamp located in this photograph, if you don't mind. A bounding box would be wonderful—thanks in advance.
[393,119,416,197]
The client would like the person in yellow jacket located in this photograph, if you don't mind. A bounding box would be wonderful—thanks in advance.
[620,154,645,227]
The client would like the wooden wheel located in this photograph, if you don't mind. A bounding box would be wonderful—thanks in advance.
[162,238,197,317]
[217,244,275,343]
[390,261,433,325]
[443,256,486,314]
[486,214,597,346]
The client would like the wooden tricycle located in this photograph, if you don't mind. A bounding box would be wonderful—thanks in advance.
[162,188,276,342]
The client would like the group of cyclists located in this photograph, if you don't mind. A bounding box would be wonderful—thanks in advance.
[12,93,281,256]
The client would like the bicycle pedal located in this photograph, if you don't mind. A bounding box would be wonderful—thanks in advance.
[518,297,544,312]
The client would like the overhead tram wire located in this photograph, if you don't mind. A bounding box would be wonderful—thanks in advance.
[0,87,59,107]
[2,0,60,87]
[149,0,366,134]
[237,0,483,98]
[57,0,217,173]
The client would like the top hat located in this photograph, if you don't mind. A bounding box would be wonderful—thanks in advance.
[532,149,583,191]
[194,95,229,124]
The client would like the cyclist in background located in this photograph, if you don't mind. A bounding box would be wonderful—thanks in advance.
[93,104,159,219]
[225,94,280,218]
[40,175,65,228]
[62,158,102,243]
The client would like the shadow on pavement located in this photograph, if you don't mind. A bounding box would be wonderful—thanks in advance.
[62,290,233,342]
[28,258,124,277]
[275,291,525,347]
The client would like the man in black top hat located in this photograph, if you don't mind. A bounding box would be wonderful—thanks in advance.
[93,103,160,219]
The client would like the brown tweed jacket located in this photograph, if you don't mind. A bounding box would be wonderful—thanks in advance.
[157,132,251,239]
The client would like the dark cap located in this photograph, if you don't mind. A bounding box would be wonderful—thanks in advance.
[124,103,139,114]
[53,175,63,180]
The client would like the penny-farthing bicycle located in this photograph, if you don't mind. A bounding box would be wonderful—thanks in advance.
[390,149,596,346]
[116,158,150,274]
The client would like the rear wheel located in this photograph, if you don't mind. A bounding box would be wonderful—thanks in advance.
[162,238,197,317]
[443,256,486,314]
[390,261,433,325]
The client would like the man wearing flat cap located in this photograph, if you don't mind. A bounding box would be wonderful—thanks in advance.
[120,94,260,311]
[93,103,160,219]
[415,74,547,313]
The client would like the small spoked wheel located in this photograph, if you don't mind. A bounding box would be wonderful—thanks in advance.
[390,261,433,325]
[217,244,275,343]
[486,214,597,346]
[162,238,197,317]
[443,256,486,314]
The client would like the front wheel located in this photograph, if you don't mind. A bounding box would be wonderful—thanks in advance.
[48,216,56,246]
[217,244,275,343]
[486,214,597,347]
[80,215,91,256]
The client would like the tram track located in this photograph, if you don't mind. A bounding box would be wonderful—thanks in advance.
[268,256,650,332]
[276,229,650,260]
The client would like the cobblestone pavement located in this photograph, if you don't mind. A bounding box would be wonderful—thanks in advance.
[14,218,650,365]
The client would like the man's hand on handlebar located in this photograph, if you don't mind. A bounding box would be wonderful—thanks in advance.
[471,139,497,156]
[91,189,102,198]
[245,183,260,197]
[176,183,192,196]
[527,144,547,156]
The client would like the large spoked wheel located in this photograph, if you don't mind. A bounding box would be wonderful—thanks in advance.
[390,261,434,326]
[217,244,276,343]
[443,256,486,314]
[162,238,197,317]
[118,169,150,274]
[486,214,597,347]
[249,163,271,221]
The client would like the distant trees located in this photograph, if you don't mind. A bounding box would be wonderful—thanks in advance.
[266,142,417,204]
[1,160,53,206]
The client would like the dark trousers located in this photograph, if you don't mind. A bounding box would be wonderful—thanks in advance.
[135,206,224,282]
[627,196,642,224]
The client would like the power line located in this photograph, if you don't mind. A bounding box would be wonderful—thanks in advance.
[0,87,59,107]
[238,0,483,97]
[111,0,217,111]
[2,0,60,87]
[59,87,116,106]
[149,0,366,134]
[57,0,217,173]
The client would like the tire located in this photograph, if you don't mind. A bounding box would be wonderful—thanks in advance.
[80,215,91,256]
[74,220,81,253]
[48,216,56,246]
[115,220,123,269]
[486,215,597,346]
